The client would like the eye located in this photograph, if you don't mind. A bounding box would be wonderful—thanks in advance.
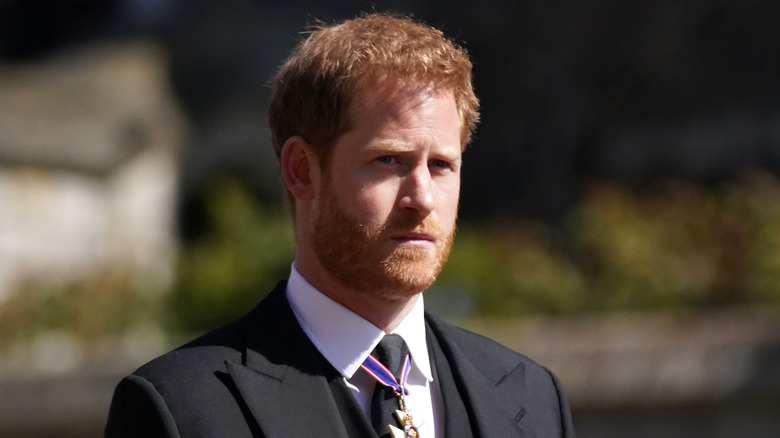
[429,159,450,169]
[377,155,397,164]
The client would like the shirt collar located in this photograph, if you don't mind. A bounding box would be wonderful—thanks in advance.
[286,263,433,382]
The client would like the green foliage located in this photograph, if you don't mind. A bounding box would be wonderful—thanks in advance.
[0,271,155,349]
[436,222,586,316]
[168,178,294,332]
[5,172,780,347]
[164,171,780,326]
[730,173,780,305]
[572,181,728,310]
[437,171,780,316]
[573,173,780,311]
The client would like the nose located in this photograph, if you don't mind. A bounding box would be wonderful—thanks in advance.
[398,164,435,215]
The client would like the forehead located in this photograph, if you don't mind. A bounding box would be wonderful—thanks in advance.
[350,84,458,136]
[320,85,462,178]
[349,80,458,128]
[354,79,467,152]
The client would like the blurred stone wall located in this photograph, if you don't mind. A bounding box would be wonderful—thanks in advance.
[0,40,185,299]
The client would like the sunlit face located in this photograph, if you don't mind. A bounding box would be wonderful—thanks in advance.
[311,83,462,302]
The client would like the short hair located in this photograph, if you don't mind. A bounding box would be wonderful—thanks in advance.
[269,13,480,165]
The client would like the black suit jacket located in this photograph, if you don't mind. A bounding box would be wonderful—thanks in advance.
[105,281,576,437]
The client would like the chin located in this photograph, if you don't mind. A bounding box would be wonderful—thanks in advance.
[375,259,442,301]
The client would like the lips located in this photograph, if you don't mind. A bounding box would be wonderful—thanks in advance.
[390,230,438,248]
[386,217,443,246]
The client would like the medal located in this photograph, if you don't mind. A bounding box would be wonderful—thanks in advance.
[389,424,419,438]
[361,353,421,437]
[395,409,419,437]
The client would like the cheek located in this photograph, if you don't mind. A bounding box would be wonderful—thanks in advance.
[441,177,461,206]
[443,196,460,225]
[348,182,401,223]
[435,180,461,225]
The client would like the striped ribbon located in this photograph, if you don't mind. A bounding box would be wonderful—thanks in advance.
[360,352,411,397]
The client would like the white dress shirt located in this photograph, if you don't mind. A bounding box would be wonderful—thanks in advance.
[286,264,442,438]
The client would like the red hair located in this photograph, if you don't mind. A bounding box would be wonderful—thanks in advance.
[269,13,480,164]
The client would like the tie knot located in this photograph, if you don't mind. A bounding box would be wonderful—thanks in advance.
[372,334,409,379]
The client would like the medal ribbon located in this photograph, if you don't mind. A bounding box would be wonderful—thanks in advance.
[362,352,419,437]
[360,352,412,397]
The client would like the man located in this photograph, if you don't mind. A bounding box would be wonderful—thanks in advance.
[106,13,576,438]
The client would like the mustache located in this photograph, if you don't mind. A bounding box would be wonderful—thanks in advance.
[381,214,445,238]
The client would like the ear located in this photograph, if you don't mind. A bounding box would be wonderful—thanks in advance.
[280,136,319,201]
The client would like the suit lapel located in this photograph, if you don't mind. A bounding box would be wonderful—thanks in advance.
[226,282,349,438]
[223,282,536,437]
[426,314,535,438]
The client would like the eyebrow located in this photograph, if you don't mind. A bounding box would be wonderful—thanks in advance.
[366,139,416,152]
[367,138,462,157]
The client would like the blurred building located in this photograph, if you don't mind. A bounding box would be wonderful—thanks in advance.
[0,40,185,299]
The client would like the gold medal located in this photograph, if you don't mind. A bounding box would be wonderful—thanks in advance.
[394,407,419,437]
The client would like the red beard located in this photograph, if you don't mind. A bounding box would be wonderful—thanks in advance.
[312,180,454,301]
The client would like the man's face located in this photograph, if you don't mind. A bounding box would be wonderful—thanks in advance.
[310,83,462,302]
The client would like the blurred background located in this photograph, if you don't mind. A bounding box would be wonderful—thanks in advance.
[1,0,780,437]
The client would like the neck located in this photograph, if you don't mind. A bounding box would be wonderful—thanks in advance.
[328,287,421,333]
